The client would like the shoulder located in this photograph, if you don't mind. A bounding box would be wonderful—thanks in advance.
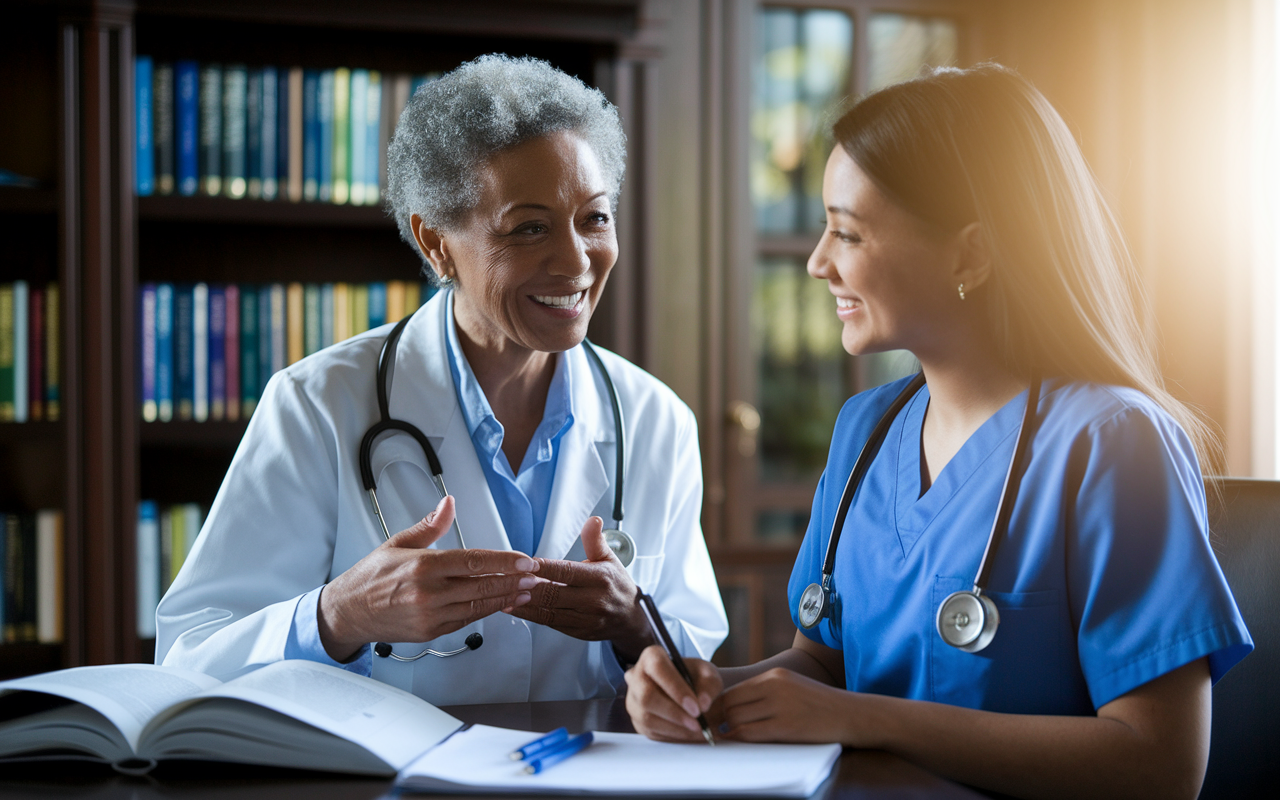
[1037,380,1197,461]
[259,326,390,418]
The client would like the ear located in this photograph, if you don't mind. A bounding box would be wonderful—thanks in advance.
[409,213,453,282]
[952,221,993,293]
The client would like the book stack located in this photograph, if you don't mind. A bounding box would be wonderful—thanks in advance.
[0,509,63,644]
[135,56,439,203]
[138,280,435,422]
[135,500,204,639]
[0,282,60,423]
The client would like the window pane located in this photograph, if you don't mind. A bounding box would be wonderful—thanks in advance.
[752,8,854,234]
[868,13,958,91]
[753,256,852,483]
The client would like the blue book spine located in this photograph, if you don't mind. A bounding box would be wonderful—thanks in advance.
[176,61,199,196]
[367,282,387,329]
[199,64,223,196]
[318,70,334,202]
[208,286,226,421]
[240,286,259,416]
[302,70,320,201]
[156,283,174,421]
[261,66,278,200]
[174,285,195,421]
[246,69,262,198]
[136,500,160,639]
[277,69,291,192]
[135,56,155,196]
[140,283,157,422]
[257,287,273,395]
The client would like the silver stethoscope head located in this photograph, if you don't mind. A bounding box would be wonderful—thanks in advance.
[603,527,636,568]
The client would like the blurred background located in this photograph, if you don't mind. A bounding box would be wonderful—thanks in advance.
[0,0,1276,674]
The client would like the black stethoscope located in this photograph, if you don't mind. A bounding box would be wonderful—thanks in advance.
[360,307,636,662]
[797,372,1042,653]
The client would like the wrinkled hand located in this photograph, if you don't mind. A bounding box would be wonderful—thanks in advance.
[318,496,539,661]
[506,516,650,658]
[719,667,852,744]
[625,644,723,742]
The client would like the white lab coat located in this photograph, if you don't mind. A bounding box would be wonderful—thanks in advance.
[155,291,728,705]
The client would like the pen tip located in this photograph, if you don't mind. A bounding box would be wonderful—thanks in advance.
[703,729,715,746]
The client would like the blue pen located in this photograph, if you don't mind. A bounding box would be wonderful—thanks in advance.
[509,727,569,761]
[523,731,594,775]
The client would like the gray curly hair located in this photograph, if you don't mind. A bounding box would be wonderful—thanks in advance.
[387,54,627,258]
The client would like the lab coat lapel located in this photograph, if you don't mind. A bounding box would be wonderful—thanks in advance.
[536,346,610,561]
[389,291,511,552]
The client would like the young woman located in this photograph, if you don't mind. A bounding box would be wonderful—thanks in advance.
[624,64,1251,800]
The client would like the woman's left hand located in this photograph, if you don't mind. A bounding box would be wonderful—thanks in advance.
[719,667,863,746]
[506,516,651,659]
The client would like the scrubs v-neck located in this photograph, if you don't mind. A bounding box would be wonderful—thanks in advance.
[788,376,1252,715]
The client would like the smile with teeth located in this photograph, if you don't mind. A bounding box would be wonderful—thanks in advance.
[836,297,857,309]
[532,291,585,309]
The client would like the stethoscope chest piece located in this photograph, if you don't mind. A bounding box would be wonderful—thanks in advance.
[603,528,636,568]
[935,590,999,653]
[797,582,828,629]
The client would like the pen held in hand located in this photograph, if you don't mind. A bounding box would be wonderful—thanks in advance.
[638,590,715,746]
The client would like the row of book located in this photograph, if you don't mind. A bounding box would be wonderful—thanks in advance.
[1,510,64,645]
[0,283,60,423]
[139,281,437,422]
[135,501,204,640]
[135,56,438,204]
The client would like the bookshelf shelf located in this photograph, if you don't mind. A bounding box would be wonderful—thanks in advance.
[0,187,56,215]
[138,195,395,229]
[0,643,61,681]
[140,420,250,448]
[0,421,62,445]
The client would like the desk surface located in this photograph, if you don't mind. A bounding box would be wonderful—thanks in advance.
[0,697,987,799]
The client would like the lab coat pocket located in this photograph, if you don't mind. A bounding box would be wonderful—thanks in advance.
[930,577,1077,714]
[628,554,665,594]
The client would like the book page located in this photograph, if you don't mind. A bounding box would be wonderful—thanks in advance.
[0,665,220,754]
[398,725,842,797]
[141,661,461,771]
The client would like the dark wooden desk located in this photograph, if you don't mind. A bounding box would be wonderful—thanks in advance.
[0,698,986,799]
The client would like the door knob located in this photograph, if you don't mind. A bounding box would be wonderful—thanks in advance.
[727,401,761,458]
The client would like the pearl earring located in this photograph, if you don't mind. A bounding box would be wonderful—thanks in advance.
[958,283,966,301]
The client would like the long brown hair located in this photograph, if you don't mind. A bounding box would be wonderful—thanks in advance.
[832,63,1221,473]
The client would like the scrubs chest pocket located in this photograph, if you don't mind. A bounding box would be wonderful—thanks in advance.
[930,577,1077,715]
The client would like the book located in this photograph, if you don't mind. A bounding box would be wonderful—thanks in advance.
[225,284,240,421]
[269,284,286,376]
[192,282,209,422]
[257,287,272,394]
[302,69,320,202]
[349,69,367,205]
[222,65,248,199]
[260,66,279,201]
[286,282,304,364]
[364,70,382,205]
[174,285,194,420]
[27,285,44,421]
[44,284,59,421]
[287,67,303,203]
[397,724,841,798]
[20,514,35,640]
[136,501,158,640]
[12,281,27,423]
[0,284,14,421]
[153,62,175,195]
[175,60,199,196]
[0,661,462,776]
[405,281,421,315]
[368,282,386,329]
[381,73,410,201]
[35,509,62,644]
[167,506,185,587]
[155,283,173,422]
[332,67,350,205]
[333,282,351,343]
[182,503,202,563]
[240,286,258,418]
[320,283,335,348]
[3,514,20,640]
[135,55,154,196]
[318,70,335,202]
[352,283,369,335]
[140,283,157,422]
[303,283,321,357]
[246,68,263,199]
[198,64,223,196]
[208,285,226,421]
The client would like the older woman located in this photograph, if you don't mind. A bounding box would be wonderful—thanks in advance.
[155,55,727,705]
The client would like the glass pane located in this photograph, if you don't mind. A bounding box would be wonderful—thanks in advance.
[753,256,852,484]
[867,13,959,91]
[752,8,853,234]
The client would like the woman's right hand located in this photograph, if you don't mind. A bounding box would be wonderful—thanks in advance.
[624,644,723,741]
[317,495,539,662]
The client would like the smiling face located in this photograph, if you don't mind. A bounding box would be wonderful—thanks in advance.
[416,130,618,355]
[807,144,967,359]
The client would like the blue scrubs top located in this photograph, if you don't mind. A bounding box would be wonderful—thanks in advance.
[788,376,1252,714]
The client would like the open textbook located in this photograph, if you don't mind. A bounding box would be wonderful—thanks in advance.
[0,660,461,776]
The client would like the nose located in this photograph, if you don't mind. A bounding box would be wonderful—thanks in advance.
[807,238,832,280]
[548,225,593,278]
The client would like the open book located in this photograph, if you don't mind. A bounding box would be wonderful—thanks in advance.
[0,660,461,776]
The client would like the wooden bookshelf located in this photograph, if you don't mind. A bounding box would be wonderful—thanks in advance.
[138,194,395,228]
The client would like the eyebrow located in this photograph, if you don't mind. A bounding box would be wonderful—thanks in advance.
[502,192,610,215]
[826,204,863,219]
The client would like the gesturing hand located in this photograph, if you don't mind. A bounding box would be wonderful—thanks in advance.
[318,495,539,662]
[506,516,651,659]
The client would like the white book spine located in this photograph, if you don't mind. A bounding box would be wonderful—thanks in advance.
[13,280,28,422]
[349,70,368,205]
[365,72,382,203]
[182,503,203,558]
[193,282,208,422]
[36,509,63,643]
[135,502,159,639]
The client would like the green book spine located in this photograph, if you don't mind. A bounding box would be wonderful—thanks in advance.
[199,64,223,196]
[240,286,258,418]
[303,283,321,356]
[332,67,350,205]
[0,285,14,421]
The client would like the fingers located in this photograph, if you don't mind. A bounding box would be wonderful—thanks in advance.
[433,547,539,579]
[626,646,717,735]
[579,516,611,562]
[388,495,456,549]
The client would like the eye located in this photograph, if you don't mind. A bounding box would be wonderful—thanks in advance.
[515,222,549,235]
[586,211,611,225]
[829,229,861,244]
